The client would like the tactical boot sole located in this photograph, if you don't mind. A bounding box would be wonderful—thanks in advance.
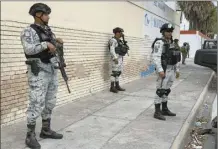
[162,111,176,116]
[110,88,118,93]
[116,88,126,91]
[39,133,63,139]
[25,142,41,149]
[154,114,166,121]
[26,146,41,149]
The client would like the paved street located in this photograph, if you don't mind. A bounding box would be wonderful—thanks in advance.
[1,59,213,149]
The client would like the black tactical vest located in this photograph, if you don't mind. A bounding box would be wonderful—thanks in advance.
[152,38,181,66]
[108,37,129,56]
[166,43,181,65]
[25,24,55,63]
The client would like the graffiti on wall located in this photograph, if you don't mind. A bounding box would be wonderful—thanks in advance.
[140,64,156,78]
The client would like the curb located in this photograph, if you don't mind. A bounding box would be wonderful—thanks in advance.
[170,71,215,149]
[211,95,217,122]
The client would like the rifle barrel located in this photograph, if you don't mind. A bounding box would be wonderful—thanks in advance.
[66,81,71,93]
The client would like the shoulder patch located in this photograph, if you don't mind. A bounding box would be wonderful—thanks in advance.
[24,31,30,37]
[110,40,113,46]
[21,27,34,43]
[154,44,160,53]
[110,38,117,44]
[155,47,159,53]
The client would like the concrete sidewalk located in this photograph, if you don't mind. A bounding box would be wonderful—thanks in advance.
[1,59,213,149]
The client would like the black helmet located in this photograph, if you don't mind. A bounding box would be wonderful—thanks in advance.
[29,3,51,16]
[174,39,179,42]
[160,23,174,33]
[113,27,124,34]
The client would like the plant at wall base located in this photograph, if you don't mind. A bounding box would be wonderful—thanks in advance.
[177,1,217,38]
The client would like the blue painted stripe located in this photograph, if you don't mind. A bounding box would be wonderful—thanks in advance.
[140,64,155,77]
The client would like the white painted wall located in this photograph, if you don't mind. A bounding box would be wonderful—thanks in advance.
[2,1,180,39]
[164,1,177,11]
[1,1,144,38]
[127,1,180,39]
[180,13,190,30]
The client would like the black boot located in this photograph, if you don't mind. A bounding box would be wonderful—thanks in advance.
[110,82,118,93]
[25,124,41,149]
[40,118,63,139]
[115,81,126,91]
[162,101,176,116]
[154,104,166,120]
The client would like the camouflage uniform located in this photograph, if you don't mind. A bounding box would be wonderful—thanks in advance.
[152,40,179,104]
[21,26,58,125]
[108,27,127,93]
[187,43,190,58]
[21,3,63,149]
[174,39,181,78]
[181,43,188,64]
[109,38,124,82]
[151,23,179,121]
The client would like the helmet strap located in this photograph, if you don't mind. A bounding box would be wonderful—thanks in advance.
[34,13,48,25]
[162,31,166,36]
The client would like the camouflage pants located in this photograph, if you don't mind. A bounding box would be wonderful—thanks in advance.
[182,53,187,64]
[26,66,58,125]
[110,55,123,82]
[154,65,176,104]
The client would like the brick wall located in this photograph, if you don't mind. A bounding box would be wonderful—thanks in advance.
[1,20,154,126]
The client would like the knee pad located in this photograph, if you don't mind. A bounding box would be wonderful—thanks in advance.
[117,71,122,76]
[156,89,165,97]
[111,71,119,77]
[164,89,171,96]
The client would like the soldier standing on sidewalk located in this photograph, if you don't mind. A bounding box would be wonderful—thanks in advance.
[108,27,129,93]
[174,39,181,77]
[187,42,190,58]
[151,23,181,120]
[174,39,180,50]
[20,3,63,149]
[181,42,188,64]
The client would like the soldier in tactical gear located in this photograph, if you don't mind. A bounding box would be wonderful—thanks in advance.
[20,3,63,149]
[174,39,180,49]
[181,42,188,64]
[108,27,128,93]
[151,23,180,121]
[186,42,190,58]
[173,39,181,78]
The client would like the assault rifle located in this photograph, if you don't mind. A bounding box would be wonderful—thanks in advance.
[47,27,71,94]
[122,34,130,56]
